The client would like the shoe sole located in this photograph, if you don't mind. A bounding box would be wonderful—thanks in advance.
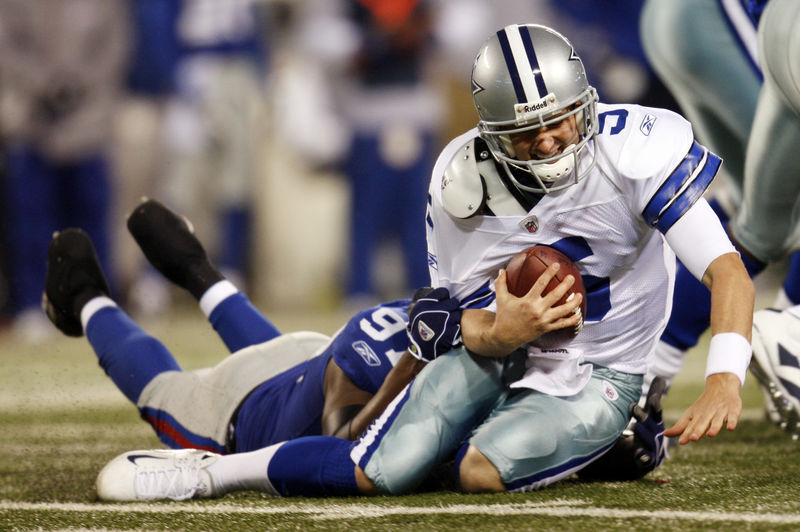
[750,318,800,439]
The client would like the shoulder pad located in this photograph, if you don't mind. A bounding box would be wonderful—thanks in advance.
[441,138,486,218]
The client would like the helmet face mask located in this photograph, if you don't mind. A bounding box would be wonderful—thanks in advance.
[472,24,599,194]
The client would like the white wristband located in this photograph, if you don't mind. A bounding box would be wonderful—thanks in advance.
[704,332,752,387]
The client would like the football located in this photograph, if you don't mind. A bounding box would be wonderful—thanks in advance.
[504,245,587,347]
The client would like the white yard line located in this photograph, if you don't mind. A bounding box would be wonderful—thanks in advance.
[2,499,800,525]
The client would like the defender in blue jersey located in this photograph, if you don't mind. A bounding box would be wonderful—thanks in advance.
[43,199,428,454]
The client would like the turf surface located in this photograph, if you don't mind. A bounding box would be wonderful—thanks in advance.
[2,305,799,531]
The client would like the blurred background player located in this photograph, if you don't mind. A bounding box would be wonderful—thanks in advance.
[124,0,270,317]
[290,0,444,307]
[0,0,130,341]
[640,0,800,433]
[43,198,430,454]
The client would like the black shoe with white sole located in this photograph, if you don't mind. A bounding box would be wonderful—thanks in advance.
[127,198,223,299]
[42,229,110,337]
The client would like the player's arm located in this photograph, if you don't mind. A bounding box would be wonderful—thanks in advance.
[321,352,427,440]
[662,199,755,444]
[460,266,581,357]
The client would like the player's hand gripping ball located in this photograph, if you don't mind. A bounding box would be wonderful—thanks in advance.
[505,245,587,347]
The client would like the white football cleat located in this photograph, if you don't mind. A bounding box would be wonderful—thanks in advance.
[96,449,221,501]
[750,308,800,439]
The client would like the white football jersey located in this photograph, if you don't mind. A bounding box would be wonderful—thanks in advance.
[427,103,723,391]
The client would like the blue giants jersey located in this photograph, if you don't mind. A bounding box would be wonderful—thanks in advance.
[330,299,411,393]
[232,300,411,452]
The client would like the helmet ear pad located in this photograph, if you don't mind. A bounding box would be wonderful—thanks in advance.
[574,106,586,136]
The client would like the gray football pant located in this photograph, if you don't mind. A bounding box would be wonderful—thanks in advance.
[351,347,641,493]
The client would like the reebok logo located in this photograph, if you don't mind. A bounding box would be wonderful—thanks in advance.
[353,340,381,366]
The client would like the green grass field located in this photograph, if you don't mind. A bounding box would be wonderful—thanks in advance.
[2,297,800,531]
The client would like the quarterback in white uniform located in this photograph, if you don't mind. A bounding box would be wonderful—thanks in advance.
[93,24,755,501]
[429,103,726,392]
[403,23,752,492]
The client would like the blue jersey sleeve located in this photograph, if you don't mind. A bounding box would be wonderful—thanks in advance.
[330,300,411,394]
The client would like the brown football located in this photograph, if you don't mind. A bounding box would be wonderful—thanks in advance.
[505,245,587,347]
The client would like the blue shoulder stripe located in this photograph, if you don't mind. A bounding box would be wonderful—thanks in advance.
[655,152,721,233]
[642,140,704,225]
[642,141,722,232]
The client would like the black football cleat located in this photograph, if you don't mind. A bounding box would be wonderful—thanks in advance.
[126,198,223,299]
[42,229,110,337]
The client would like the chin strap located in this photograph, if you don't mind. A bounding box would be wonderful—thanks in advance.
[530,144,577,183]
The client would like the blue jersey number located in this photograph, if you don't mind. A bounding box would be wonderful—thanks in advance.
[598,109,628,136]
[548,236,611,321]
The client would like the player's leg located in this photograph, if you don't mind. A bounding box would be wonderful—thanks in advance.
[775,251,800,309]
[640,0,765,391]
[5,146,59,329]
[731,0,800,266]
[43,229,181,405]
[96,347,525,500]
[95,436,356,501]
[127,198,280,352]
[350,347,522,494]
[64,154,115,296]
[344,133,382,300]
[640,0,759,189]
[458,366,642,492]
[205,59,260,286]
[397,130,436,290]
[137,332,330,453]
[258,346,516,496]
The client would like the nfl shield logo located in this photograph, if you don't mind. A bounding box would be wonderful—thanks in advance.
[418,320,435,341]
[519,215,539,233]
[603,381,619,401]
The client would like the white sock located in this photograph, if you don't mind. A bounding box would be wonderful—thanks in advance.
[80,296,117,331]
[206,442,284,496]
[199,280,239,318]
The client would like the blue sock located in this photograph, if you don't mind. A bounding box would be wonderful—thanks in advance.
[661,198,765,350]
[86,306,180,403]
[782,251,800,305]
[208,293,281,353]
[267,436,360,497]
[453,441,470,491]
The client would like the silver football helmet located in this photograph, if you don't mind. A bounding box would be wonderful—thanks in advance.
[471,24,599,194]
